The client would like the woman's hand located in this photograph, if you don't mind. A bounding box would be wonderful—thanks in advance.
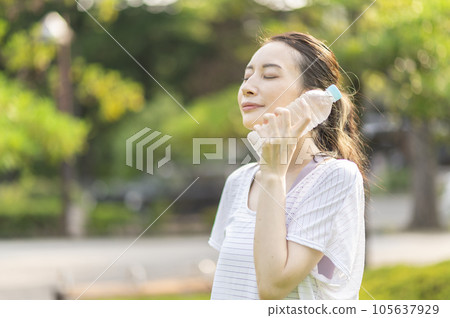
[253,106,311,176]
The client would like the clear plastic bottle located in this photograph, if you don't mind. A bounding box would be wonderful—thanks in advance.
[247,84,342,158]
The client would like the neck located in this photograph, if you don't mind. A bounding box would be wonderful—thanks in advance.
[287,132,319,174]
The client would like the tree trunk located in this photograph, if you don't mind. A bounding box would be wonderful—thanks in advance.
[59,161,73,235]
[57,41,85,237]
[407,118,441,230]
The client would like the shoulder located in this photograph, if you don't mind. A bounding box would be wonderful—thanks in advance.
[326,158,360,176]
[223,162,258,187]
[317,158,362,188]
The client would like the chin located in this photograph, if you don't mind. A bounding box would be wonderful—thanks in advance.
[242,113,264,130]
[242,117,261,130]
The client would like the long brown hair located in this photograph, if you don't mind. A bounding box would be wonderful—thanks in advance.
[264,31,371,200]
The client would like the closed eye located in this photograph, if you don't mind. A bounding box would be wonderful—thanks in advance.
[242,75,278,81]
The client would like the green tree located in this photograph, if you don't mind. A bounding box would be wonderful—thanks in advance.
[0,1,146,236]
[0,73,88,171]
[351,0,450,229]
[4,0,446,236]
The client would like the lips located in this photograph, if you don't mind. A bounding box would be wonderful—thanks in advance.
[242,102,264,112]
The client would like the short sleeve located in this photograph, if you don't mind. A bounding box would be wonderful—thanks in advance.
[208,176,234,251]
[286,161,359,254]
[208,164,254,251]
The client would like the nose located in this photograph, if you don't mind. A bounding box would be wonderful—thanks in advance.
[241,79,257,97]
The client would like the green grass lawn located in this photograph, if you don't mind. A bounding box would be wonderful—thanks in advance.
[94,260,450,300]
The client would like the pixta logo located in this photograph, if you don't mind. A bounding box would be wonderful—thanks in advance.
[126,128,172,175]
[127,128,320,175]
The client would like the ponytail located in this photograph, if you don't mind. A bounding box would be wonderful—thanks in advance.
[265,32,371,202]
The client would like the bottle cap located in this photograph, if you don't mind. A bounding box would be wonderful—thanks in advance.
[326,84,342,102]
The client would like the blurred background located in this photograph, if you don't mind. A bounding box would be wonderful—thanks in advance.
[0,0,449,300]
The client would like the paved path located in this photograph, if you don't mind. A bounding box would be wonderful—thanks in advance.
[367,193,450,232]
[0,235,217,299]
[367,232,450,267]
[0,232,449,299]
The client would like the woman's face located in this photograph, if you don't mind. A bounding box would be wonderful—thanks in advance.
[238,41,304,130]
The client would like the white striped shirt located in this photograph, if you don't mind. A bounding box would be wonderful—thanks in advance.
[208,158,365,299]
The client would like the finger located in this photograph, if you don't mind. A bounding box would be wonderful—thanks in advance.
[264,113,280,137]
[254,123,268,139]
[273,107,283,117]
[276,107,291,135]
[264,113,276,125]
[262,113,275,122]
[291,100,312,136]
[262,113,271,125]
[288,98,303,123]
[253,124,262,134]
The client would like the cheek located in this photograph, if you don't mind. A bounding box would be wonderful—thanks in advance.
[269,84,300,109]
[237,86,246,106]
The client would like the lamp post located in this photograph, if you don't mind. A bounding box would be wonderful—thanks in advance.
[42,12,74,113]
[42,12,84,238]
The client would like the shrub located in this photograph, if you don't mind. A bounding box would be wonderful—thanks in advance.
[360,260,450,299]
[87,202,140,236]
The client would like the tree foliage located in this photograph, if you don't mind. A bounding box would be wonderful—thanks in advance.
[1,0,449,230]
[0,73,88,171]
[351,0,450,121]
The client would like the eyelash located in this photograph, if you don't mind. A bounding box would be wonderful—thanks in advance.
[242,76,278,81]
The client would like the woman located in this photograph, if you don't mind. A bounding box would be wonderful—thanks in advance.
[208,32,369,300]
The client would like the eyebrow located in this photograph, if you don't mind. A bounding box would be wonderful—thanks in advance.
[245,63,282,70]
